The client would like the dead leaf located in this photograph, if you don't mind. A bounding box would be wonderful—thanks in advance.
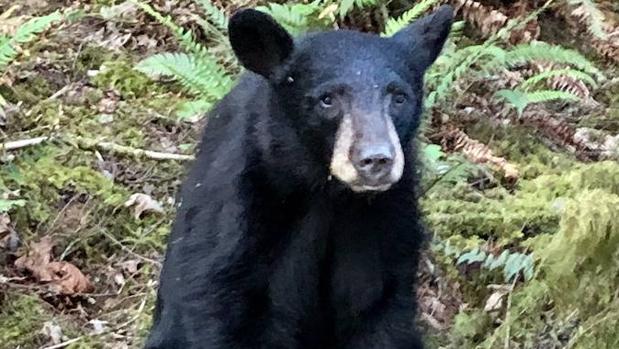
[124,193,164,219]
[15,237,94,295]
[113,272,125,286]
[47,261,95,294]
[484,285,511,312]
[89,319,108,335]
[0,214,18,250]
[42,321,63,345]
[119,259,140,274]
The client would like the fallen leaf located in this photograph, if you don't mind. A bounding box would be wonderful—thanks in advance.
[113,271,125,286]
[484,285,511,312]
[42,321,63,345]
[89,319,108,335]
[14,237,94,295]
[47,261,95,294]
[119,259,140,274]
[0,215,20,251]
[124,193,164,219]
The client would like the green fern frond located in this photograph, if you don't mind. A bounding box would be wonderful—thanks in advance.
[11,11,62,43]
[425,44,506,108]
[194,0,228,32]
[495,89,580,116]
[256,2,327,36]
[520,68,597,91]
[498,42,604,79]
[132,1,209,58]
[382,0,443,37]
[336,0,378,18]
[177,99,213,121]
[0,11,62,70]
[567,0,608,39]
[457,248,535,282]
[524,90,581,103]
[136,52,233,100]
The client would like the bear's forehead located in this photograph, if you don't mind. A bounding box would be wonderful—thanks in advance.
[293,31,409,72]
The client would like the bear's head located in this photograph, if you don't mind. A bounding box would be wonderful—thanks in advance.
[229,6,453,193]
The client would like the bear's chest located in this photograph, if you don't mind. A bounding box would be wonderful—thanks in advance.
[327,221,386,321]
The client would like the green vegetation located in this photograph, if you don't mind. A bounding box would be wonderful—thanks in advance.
[1,0,617,348]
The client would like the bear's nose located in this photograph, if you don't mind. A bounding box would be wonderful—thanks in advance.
[353,145,394,181]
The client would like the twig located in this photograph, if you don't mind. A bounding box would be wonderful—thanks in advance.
[41,337,83,349]
[503,276,519,349]
[100,229,162,267]
[1,136,49,150]
[2,134,194,161]
[97,141,194,161]
[46,83,74,101]
[73,136,194,161]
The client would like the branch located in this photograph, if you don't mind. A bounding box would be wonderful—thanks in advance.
[1,135,195,161]
[0,136,49,150]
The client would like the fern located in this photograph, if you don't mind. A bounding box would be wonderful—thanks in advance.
[334,0,378,18]
[421,145,479,195]
[0,11,62,71]
[496,42,604,79]
[136,52,232,100]
[495,89,580,116]
[426,44,505,108]
[176,99,213,122]
[256,2,328,36]
[194,0,228,32]
[133,1,234,119]
[567,0,608,39]
[520,68,597,91]
[132,1,209,58]
[382,0,443,37]
[457,248,535,282]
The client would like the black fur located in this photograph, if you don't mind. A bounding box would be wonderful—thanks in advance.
[146,6,453,349]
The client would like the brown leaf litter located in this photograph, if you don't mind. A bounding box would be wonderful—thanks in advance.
[14,236,94,295]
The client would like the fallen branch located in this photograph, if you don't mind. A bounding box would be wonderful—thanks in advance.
[0,136,49,150]
[2,134,194,161]
[73,136,194,161]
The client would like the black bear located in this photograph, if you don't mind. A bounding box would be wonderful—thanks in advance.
[146,5,453,349]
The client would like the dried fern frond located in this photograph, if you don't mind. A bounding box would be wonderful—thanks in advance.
[522,111,596,158]
[590,28,619,63]
[567,0,608,40]
[454,0,508,37]
[562,0,619,63]
[440,128,519,179]
[522,63,597,99]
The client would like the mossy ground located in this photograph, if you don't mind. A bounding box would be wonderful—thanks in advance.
[1,1,618,348]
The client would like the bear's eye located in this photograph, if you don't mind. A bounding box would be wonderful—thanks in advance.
[319,94,334,108]
[393,93,407,105]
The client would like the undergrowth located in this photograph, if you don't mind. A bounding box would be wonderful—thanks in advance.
[1,0,617,348]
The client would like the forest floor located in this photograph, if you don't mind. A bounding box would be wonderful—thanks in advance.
[1,1,618,349]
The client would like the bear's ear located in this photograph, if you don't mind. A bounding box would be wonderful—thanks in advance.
[229,9,294,78]
[392,5,454,71]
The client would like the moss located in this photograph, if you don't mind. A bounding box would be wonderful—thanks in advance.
[9,74,54,104]
[423,161,619,245]
[74,45,116,76]
[465,188,619,349]
[447,309,492,348]
[93,59,164,99]
[0,293,52,348]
